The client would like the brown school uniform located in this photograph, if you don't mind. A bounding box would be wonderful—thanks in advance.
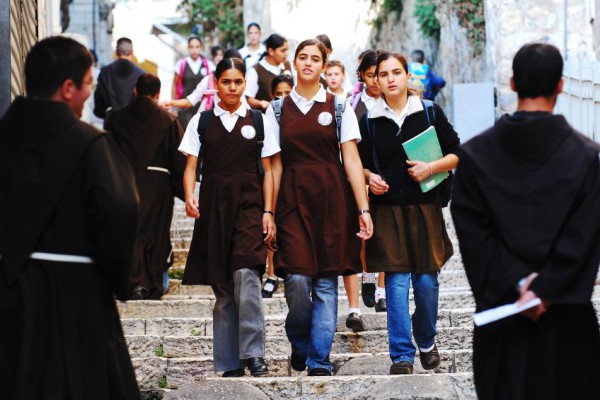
[178,59,206,128]
[274,93,361,278]
[182,112,266,285]
[252,61,292,102]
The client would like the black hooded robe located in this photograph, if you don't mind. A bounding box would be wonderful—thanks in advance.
[0,98,141,400]
[106,96,185,298]
[451,112,600,400]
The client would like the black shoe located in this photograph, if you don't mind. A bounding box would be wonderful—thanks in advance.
[261,277,279,298]
[390,361,413,375]
[420,344,441,370]
[361,274,376,307]
[345,312,365,332]
[374,298,387,312]
[290,351,307,371]
[130,286,151,300]
[222,368,245,377]
[245,357,269,377]
[308,367,332,376]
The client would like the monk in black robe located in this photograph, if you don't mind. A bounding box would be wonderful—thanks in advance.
[451,43,600,400]
[106,73,185,299]
[0,37,141,399]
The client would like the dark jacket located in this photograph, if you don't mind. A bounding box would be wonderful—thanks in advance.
[93,58,145,120]
[357,96,460,206]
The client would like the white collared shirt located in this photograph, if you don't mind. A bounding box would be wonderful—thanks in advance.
[178,102,280,158]
[368,95,424,129]
[264,85,361,146]
[360,89,378,111]
[239,44,267,69]
[174,56,209,76]
[245,59,291,98]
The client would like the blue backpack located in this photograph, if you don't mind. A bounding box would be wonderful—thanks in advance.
[408,62,431,97]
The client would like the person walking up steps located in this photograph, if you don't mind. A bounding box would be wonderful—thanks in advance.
[266,39,373,377]
[0,36,141,400]
[178,58,279,378]
[357,51,459,375]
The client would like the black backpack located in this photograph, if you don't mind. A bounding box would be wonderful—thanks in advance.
[195,109,265,181]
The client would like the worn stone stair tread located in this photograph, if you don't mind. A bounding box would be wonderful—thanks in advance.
[154,372,477,399]
[125,327,473,359]
[121,308,478,337]
[133,350,473,388]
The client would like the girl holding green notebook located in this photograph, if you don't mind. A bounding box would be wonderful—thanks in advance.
[356,51,460,375]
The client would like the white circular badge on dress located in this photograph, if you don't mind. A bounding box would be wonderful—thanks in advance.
[318,112,333,126]
[240,125,256,139]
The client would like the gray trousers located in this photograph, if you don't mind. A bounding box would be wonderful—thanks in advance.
[211,268,265,371]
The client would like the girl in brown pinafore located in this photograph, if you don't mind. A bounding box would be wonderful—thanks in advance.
[172,37,211,129]
[266,39,373,376]
[178,58,280,378]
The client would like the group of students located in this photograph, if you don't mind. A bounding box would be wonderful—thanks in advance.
[170,23,460,378]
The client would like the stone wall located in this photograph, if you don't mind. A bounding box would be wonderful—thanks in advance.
[244,0,597,116]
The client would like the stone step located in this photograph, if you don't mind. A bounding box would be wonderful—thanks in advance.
[121,308,476,337]
[132,351,473,390]
[125,327,473,359]
[118,291,477,318]
[141,372,476,399]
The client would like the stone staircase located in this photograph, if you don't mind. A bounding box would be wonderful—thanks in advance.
[120,199,600,399]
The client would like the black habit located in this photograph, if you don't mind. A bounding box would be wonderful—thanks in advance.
[106,96,185,298]
[0,98,141,399]
[451,112,600,400]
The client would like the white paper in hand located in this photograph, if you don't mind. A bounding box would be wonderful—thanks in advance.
[473,298,542,326]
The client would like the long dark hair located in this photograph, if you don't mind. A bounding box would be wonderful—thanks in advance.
[356,50,378,82]
[214,57,246,80]
[375,51,418,97]
[259,34,287,61]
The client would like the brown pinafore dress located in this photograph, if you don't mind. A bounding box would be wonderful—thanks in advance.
[177,59,205,129]
[252,61,292,102]
[182,111,266,285]
[274,93,361,278]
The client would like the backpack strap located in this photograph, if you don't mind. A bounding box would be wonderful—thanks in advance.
[176,58,186,99]
[201,55,210,76]
[203,74,215,111]
[195,110,211,181]
[249,109,265,178]
[422,99,436,126]
[272,97,284,123]
[350,91,361,110]
[365,110,383,179]
[334,94,345,142]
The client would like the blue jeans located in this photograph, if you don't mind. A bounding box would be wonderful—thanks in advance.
[385,272,439,364]
[284,274,338,372]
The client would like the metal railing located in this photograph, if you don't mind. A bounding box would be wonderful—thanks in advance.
[556,60,600,143]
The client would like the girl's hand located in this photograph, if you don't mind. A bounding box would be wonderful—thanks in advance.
[262,213,276,245]
[368,173,389,195]
[185,196,200,219]
[406,160,432,182]
[357,213,374,240]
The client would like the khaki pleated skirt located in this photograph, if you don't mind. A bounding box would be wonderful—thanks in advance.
[365,203,453,274]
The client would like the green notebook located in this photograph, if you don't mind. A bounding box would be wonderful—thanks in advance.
[402,125,448,193]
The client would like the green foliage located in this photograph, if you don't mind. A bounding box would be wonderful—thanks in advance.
[158,376,168,389]
[155,345,165,357]
[414,0,440,42]
[177,0,244,48]
[452,0,486,55]
[371,0,404,44]
[168,268,184,280]
[191,328,203,336]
